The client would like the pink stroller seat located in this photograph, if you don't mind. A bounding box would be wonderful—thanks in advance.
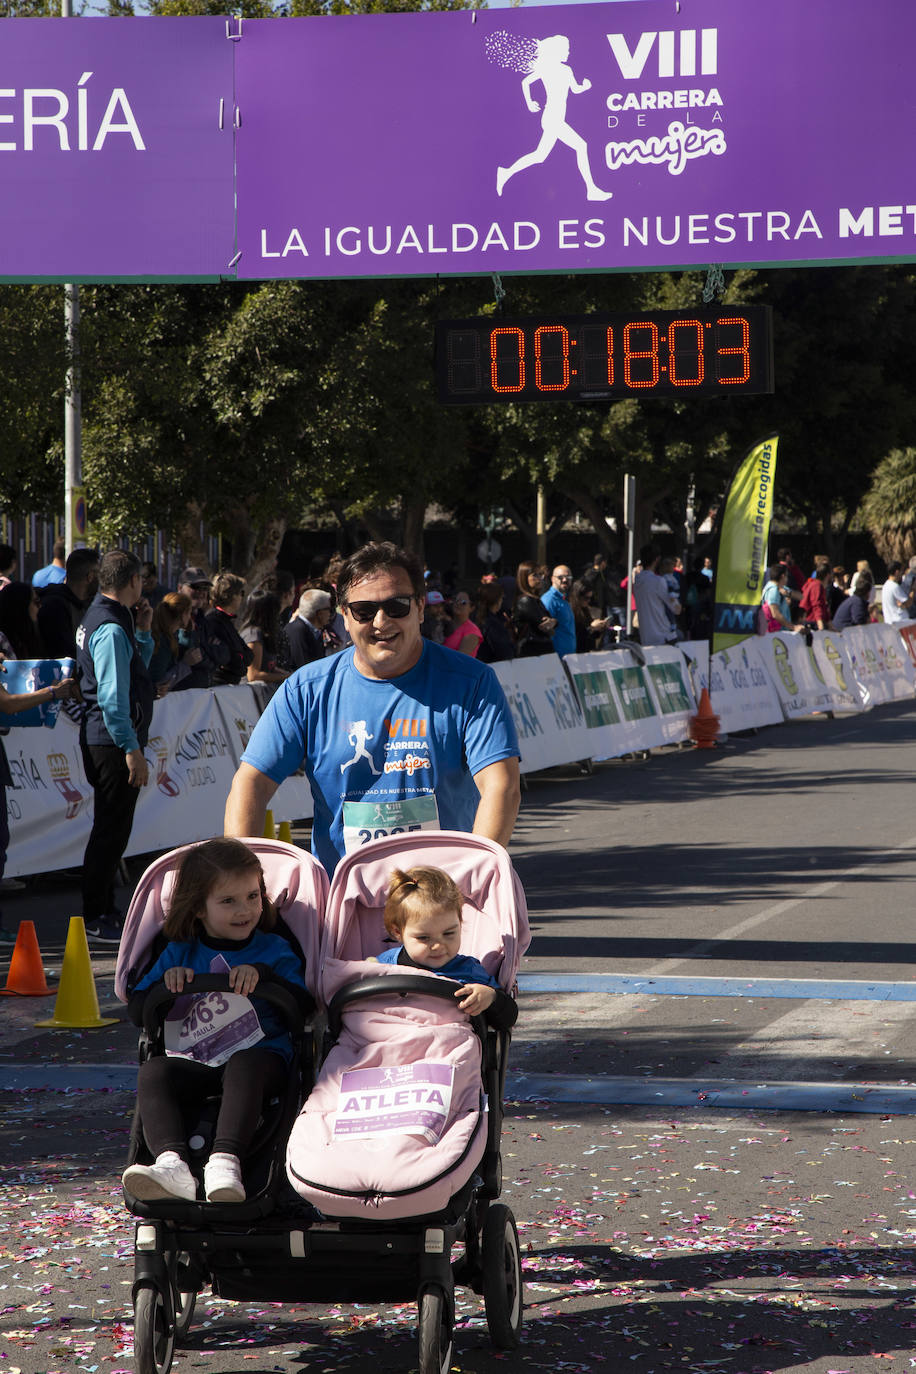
[286,831,530,1219]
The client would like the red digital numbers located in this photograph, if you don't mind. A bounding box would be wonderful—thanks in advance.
[668,319,705,386]
[715,316,751,384]
[490,326,526,393]
[622,321,660,388]
[533,324,570,392]
[442,308,769,404]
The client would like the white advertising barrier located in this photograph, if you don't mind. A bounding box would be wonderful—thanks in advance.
[708,639,789,733]
[810,631,865,714]
[213,684,314,823]
[492,656,591,774]
[755,631,840,719]
[640,646,698,744]
[840,624,916,707]
[678,640,711,697]
[564,650,667,759]
[3,708,94,878]
[126,688,242,857]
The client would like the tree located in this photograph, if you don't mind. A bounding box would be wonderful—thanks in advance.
[860,449,916,565]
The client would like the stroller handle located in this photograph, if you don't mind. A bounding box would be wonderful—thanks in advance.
[326,974,484,1040]
[140,974,310,1040]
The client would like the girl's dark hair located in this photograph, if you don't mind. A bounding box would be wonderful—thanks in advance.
[383,865,463,940]
[0,581,42,657]
[516,560,546,596]
[164,838,275,941]
[476,581,504,618]
[240,590,281,638]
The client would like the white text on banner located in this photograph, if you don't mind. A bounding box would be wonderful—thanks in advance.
[492,656,590,773]
[709,639,785,733]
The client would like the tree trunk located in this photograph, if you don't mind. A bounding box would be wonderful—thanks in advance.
[401,495,427,557]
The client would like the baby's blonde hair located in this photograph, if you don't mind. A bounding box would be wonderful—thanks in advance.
[384,866,464,940]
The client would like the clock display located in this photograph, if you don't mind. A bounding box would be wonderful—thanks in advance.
[435,306,773,405]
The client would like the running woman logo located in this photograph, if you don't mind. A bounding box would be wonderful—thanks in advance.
[487,32,613,202]
[47,752,85,819]
[339,721,381,777]
[148,735,181,798]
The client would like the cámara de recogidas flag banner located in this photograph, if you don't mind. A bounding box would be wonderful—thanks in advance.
[712,435,778,654]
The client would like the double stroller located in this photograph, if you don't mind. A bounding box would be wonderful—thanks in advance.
[115,830,530,1374]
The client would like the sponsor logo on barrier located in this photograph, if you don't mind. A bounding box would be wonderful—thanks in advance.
[149,736,181,798]
[504,688,544,740]
[610,666,657,721]
[573,670,620,728]
[46,751,86,819]
[647,662,691,714]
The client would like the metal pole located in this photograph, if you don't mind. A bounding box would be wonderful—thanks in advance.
[536,484,547,567]
[623,473,636,639]
[62,0,82,556]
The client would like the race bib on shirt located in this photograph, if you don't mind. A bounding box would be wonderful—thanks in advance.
[333,1062,455,1145]
[163,954,264,1066]
[341,795,440,854]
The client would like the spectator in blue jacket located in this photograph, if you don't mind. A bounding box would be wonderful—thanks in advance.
[541,565,576,658]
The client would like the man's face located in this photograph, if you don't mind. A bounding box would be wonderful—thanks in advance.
[552,566,573,596]
[141,572,157,593]
[341,567,423,680]
[180,582,209,611]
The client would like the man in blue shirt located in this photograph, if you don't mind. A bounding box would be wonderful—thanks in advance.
[225,543,521,875]
[541,565,576,658]
[32,537,66,589]
[76,550,154,944]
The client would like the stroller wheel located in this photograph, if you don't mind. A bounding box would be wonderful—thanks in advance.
[417,1284,453,1374]
[133,1282,176,1374]
[482,1203,523,1348]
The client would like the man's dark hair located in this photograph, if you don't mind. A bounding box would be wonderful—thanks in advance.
[52,537,66,561]
[211,569,246,606]
[0,544,15,573]
[66,547,99,582]
[337,542,425,604]
[855,573,873,594]
[140,560,157,580]
[887,561,904,578]
[638,543,660,569]
[98,549,141,594]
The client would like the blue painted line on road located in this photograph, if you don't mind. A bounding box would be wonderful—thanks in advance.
[517,974,916,1001]
[3,1063,915,1116]
[506,1072,916,1116]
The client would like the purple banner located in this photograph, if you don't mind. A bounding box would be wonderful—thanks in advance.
[235,0,916,279]
[0,17,234,280]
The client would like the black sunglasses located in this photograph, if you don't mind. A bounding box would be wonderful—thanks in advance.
[344,595,416,624]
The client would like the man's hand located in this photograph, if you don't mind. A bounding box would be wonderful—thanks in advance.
[126,748,149,788]
[135,597,153,633]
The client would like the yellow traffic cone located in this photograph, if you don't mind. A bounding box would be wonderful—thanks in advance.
[262,808,275,839]
[276,819,293,845]
[1,920,55,997]
[35,918,119,1029]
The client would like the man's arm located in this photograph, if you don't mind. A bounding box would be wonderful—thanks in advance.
[224,761,280,839]
[472,757,521,850]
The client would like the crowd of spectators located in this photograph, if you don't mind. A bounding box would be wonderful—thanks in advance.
[757,547,916,636]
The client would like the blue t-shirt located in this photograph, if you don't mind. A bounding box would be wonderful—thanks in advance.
[241,640,519,875]
[133,929,305,1063]
[376,946,499,988]
[540,586,576,658]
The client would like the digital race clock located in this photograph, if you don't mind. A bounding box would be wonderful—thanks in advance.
[435,306,773,405]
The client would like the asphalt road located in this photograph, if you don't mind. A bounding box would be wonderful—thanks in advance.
[3,701,916,1374]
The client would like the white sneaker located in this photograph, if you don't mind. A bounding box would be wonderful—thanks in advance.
[122,1151,197,1202]
[204,1153,245,1203]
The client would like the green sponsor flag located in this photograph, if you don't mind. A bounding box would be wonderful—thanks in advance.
[712,434,778,653]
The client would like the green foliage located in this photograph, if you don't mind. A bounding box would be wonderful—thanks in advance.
[860,449,916,564]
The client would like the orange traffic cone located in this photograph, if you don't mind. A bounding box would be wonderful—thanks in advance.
[688,687,721,750]
[0,920,55,997]
[35,917,119,1029]
[276,820,293,845]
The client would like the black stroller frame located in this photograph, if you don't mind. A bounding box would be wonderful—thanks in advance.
[127,970,523,1374]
